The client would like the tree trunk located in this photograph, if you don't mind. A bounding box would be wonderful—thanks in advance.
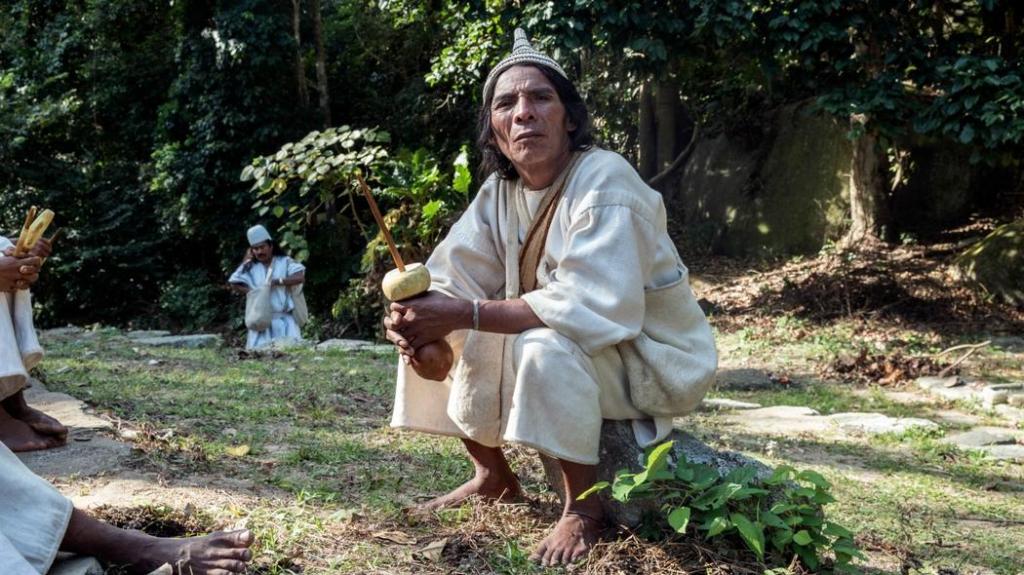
[637,81,657,179]
[310,0,331,128]
[292,0,309,108]
[655,81,679,172]
[844,129,890,246]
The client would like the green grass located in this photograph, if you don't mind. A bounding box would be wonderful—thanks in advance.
[34,327,1024,574]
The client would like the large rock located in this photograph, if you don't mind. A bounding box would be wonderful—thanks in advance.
[954,220,1024,305]
[671,103,852,257]
[540,421,775,527]
[892,144,973,234]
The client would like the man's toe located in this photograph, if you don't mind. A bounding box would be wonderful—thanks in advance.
[212,558,248,572]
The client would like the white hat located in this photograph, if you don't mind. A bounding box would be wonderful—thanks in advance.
[482,28,569,102]
[246,224,272,246]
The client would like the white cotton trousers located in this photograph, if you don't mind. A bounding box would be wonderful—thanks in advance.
[0,442,73,574]
[0,289,43,402]
[245,311,302,350]
[391,327,670,465]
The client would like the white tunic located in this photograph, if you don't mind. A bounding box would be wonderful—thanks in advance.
[228,256,306,349]
[391,148,717,464]
[0,236,44,402]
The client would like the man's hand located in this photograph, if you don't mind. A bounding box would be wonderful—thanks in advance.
[28,238,52,259]
[385,291,471,355]
[0,254,42,292]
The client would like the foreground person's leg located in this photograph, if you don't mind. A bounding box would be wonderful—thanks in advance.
[60,509,253,575]
[2,389,67,441]
[418,437,522,511]
[530,458,605,566]
[0,404,62,452]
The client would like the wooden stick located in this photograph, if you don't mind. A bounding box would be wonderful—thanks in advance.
[934,340,990,357]
[14,206,37,256]
[937,344,987,378]
[354,171,405,272]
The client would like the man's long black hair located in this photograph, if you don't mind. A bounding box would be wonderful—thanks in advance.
[476,63,594,181]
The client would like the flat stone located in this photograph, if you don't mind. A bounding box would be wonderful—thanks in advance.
[989,336,1024,352]
[700,398,762,410]
[23,380,111,430]
[931,409,985,427]
[1008,394,1024,407]
[982,387,1010,407]
[717,405,832,436]
[19,436,133,478]
[315,338,373,351]
[713,368,781,390]
[41,326,85,337]
[979,444,1024,462]
[994,404,1024,423]
[125,329,171,339]
[133,334,221,348]
[746,405,821,417]
[942,429,1017,448]
[916,375,963,390]
[827,412,939,435]
[922,384,978,402]
[49,554,104,575]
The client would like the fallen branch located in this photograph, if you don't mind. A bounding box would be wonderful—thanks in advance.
[934,340,990,357]
[936,341,990,378]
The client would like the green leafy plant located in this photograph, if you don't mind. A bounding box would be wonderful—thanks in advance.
[580,441,864,571]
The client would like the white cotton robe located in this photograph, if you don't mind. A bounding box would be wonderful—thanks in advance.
[391,148,717,465]
[0,236,44,402]
[228,256,305,350]
[0,441,73,574]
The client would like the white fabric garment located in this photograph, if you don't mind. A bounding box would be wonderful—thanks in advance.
[0,236,43,401]
[391,148,717,464]
[0,441,73,574]
[228,255,305,349]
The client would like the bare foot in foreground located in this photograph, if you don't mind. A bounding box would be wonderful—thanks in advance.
[129,529,254,574]
[0,405,64,452]
[529,510,604,567]
[3,390,68,441]
[417,469,523,512]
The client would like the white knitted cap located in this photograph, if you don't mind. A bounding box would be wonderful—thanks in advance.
[482,28,568,102]
[246,224,272,246]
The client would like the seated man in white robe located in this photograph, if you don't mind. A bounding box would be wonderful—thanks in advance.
[385,29,717,567]
[227,225,306,350]
[0,437,254,574]
[0,235,68,452]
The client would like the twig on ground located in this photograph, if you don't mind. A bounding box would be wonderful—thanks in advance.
[936,340,990,377]
[934,340,990,357]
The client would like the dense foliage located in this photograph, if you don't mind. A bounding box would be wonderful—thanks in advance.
[582,441,864,570]
[2,0,1021,332]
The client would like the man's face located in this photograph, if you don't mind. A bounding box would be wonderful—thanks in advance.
[489,66,574,184]
[251,241,272,263]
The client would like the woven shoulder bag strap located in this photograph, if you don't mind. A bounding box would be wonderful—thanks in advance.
[518,152,583,294]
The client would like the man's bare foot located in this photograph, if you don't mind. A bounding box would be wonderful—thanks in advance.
[417,469,523,512]
[529,509,603,567]
[0,405,63,451]
[3,390,68,441]
[130,530,254,575]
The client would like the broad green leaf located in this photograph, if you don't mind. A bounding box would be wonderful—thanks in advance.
[240,164,255,181]
[452,146,472,194]
[796,470,830,489]
[723,466,757,485]
[421,199,444,219]
[793,530,812,546]
[272,206,284,217]
[689,465,719,490]
[667,507,691,533]
[731,486,769,500]
[704,515,731,537]
[765,465,795,485]
[645,440,674,474]
[822,522,854,539]
[760,511,789,530]
[577,481,609,500]
[674,463,695,482]
[730,514,765,560]
[771,529,793,550]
